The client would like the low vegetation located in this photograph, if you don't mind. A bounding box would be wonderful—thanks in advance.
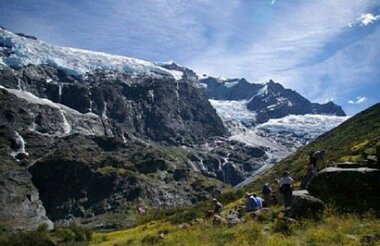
[0,224,92,246]
[89,208,380,246]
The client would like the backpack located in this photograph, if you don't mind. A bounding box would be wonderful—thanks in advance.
[262,184,271,195]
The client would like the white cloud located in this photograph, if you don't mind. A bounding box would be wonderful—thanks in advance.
[358,13,380,26]
[348,96,367,104]
[186,1,378,83]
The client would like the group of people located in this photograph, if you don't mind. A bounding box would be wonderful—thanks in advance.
[207,149,333,217]
[208,170,295,218]
[256,171,295,209]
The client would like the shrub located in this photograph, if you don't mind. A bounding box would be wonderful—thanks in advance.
[272,219,296,235]
[141,234,162,245]
[168,209,204,224]
[52,224,92,244]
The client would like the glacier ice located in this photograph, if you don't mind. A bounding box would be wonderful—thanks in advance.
[0,29,182,80]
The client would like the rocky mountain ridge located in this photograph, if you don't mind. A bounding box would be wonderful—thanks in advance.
[158,62,346,124]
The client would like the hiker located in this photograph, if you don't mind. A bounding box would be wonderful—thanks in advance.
[279,171,294,208]
[309,149,327,172]
[301,163,317,189]
[252,194,264,210]
[206,198,223,218]
[245,193,257,212]
[274,179,283,205]
[261,183,272,206]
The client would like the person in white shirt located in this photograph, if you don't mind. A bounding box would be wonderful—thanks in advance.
[253,194,264,209]
[278,171,294,208]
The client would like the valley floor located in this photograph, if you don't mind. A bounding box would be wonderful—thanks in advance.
[90,208,380,246]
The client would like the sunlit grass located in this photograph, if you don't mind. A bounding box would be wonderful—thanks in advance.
[90,209,379,246]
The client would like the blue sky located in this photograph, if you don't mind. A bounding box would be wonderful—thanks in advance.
[0,0,379,115]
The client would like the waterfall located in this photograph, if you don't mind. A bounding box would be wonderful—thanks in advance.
[175,81,180,114]
[148,89,154,103]
[89,100,93,112]
[58,84,63,103]
[102,102,108,119]
[60,111,72,134]
[17,78,22,90]
[10,131,29,158]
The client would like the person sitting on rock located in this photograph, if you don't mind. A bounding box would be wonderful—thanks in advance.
[253,194,264,210]
[279,171,294,208]
[261,183,272,206]
[206,198,223,218]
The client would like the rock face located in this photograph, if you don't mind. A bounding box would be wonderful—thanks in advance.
[285,190,325,219]
[0,65,226,144]
[308,167,380,212]
[0,126,53,232]
[0,169,54,232]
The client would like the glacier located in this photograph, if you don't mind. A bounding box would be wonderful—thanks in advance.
[0,28,182,80]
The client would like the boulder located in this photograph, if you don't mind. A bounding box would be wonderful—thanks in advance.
[212,215,227,225]
[285,190,325,219]
[226,211,241,226]
[308,167,380,212]
[252,207,273,221]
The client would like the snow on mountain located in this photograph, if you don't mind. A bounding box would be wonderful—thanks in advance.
[0,28,182,79]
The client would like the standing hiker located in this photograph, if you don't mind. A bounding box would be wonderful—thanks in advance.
[309,149,327,172]
[279,171,294,208]
[261,183,272,206]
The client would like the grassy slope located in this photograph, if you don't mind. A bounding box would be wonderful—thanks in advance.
[90,210,380,246]
[246,102,380,192]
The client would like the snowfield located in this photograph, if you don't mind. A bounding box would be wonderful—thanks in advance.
[0,28,182,80]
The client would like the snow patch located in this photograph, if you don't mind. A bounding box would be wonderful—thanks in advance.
[223,80,239,88]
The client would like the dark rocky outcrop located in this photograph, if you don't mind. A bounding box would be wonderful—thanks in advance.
[307,167,380,212]
[0,169,54,232]
[285,190,325,219]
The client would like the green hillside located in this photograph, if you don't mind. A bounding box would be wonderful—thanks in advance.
[246,102,380,192]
